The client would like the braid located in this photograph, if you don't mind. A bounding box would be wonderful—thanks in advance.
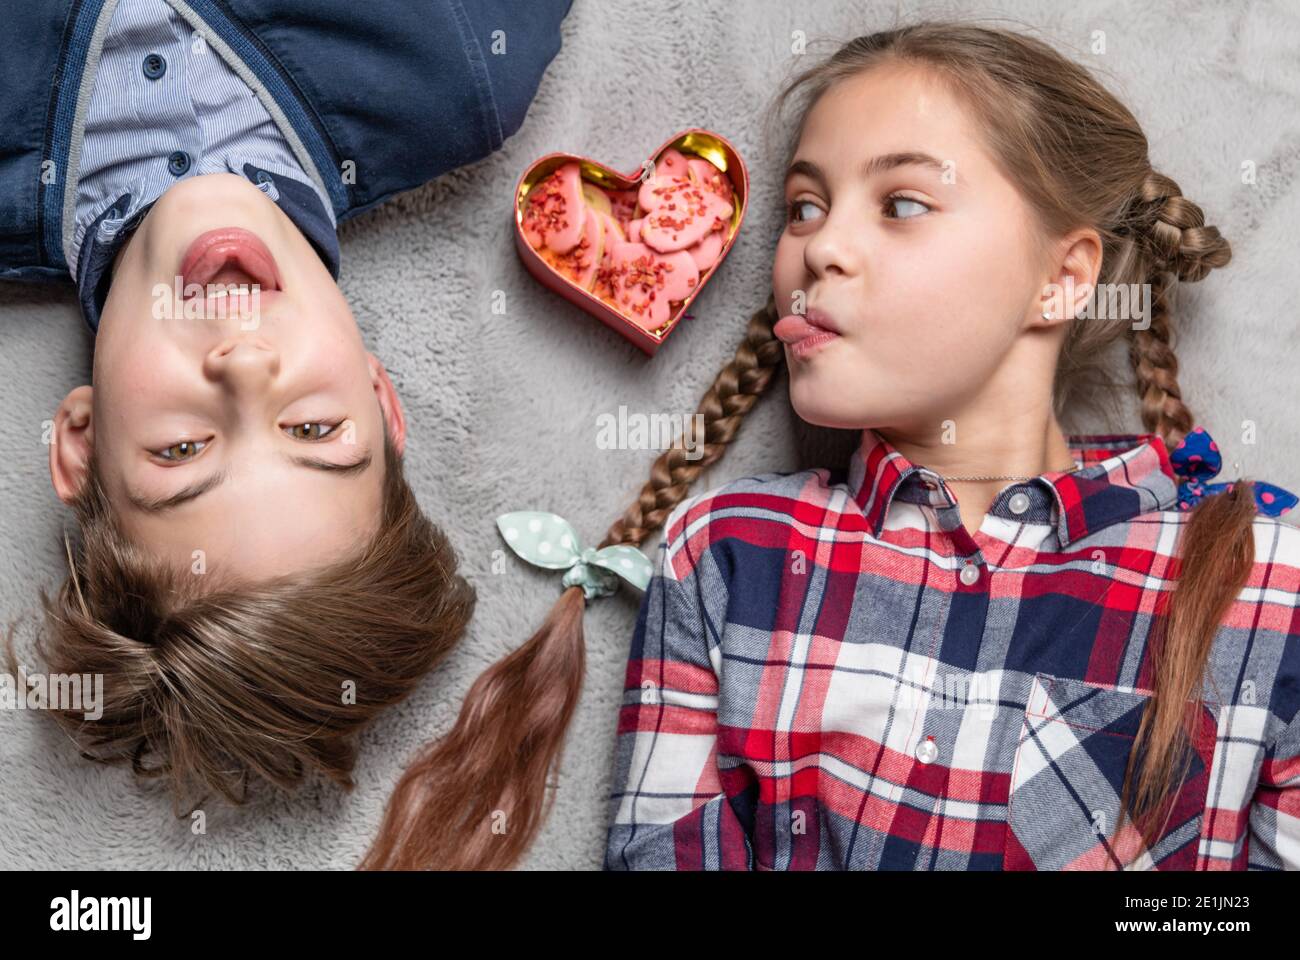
[1129,273,1194,448]
[1112,168,1258,864]
[1126,169,1231,450]
[1137,171,1231,283]
[599,294,785,550]
[358,295,787,870]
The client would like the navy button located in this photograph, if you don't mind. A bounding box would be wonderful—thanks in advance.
[254,170,273,185]
[142,53,166,79]
[167,151,191,176]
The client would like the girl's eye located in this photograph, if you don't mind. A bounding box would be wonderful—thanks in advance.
[285,421,339,441]
[157,439,206,462]
[884,193,931,219]
[787,199,824,223]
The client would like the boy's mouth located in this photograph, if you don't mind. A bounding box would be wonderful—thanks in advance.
[179,227,282,297]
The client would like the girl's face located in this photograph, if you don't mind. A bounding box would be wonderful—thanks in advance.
[772,63,1062,434]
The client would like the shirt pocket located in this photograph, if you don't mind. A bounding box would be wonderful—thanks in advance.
[1005,672,1217,870]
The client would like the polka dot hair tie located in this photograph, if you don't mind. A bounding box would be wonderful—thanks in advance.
[1170,425,1298,517]
[496,511,654,602]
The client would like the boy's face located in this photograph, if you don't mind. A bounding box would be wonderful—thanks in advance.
[49,173,407,580]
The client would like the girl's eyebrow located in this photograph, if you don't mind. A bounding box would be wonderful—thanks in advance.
[784,151,951,187]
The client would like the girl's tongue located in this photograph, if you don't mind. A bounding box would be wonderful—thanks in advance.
[774,313,824,343]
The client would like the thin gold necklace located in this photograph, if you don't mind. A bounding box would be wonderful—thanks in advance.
[938,461,1080,483]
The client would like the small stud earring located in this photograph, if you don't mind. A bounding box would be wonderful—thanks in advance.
[1042,310,1054,320]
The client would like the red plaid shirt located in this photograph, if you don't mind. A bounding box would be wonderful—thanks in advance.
[604,428,1300,870]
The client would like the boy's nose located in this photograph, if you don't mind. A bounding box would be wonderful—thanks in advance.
[204,336,280,384]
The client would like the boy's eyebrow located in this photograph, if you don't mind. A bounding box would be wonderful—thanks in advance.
[125,447,374,514]
[784,152,951,187]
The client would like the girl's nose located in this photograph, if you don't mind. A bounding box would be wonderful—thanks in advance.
[802,211,858,279]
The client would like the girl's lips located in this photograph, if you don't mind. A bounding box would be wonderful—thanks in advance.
[178,227,282,296]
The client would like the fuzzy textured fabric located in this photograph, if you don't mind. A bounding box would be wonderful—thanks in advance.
[2,0,1297,869]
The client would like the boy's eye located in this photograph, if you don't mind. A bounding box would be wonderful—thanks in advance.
[285,421,338,441]
[885,194,931,219]
[153,421,338,461]
[158,439,206,462]
[787,199,824,223]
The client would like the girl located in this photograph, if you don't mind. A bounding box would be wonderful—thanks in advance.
[364,21,1300,870]
[3,0,572,813]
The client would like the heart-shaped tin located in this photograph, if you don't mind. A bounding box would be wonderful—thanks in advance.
[513,129,748,356]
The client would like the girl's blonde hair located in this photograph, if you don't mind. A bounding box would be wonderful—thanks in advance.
[364,19,1251,870]
[6,426,477,812]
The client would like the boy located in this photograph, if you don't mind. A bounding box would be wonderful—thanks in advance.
[2,0,572,808]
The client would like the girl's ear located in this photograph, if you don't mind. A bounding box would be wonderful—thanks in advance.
[49,385,94,504]
[367,353,407,457]
[1039,227,1103,324]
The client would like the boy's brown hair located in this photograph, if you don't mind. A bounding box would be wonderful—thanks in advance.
[6,425,475,812]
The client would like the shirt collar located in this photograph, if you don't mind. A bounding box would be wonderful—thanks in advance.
[846,426,1180,547]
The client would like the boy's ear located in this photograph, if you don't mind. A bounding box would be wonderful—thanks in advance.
[367,353,406,457]
[50,385,95,504]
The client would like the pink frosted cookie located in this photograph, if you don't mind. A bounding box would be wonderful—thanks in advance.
[686,229,725,271]
[637,174,733,253]
[539,205,605,290]
[687,156,734,205]
[599,211,626,245]
[654,147,690,180]
[521,162,586,253]
[625,217,644,242]
[589,213,625,301]
[607,188,640,223]
[604,241,700,330]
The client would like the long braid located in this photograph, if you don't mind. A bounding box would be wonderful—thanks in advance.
[1112,168,1253,865]
[361,295,785,870]
[598,294,785,550]
[1128,170,1230,449]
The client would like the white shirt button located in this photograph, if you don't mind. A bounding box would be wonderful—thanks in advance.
[959,562,980,586]
[1009,492,1031,515]
[915,736,938,764]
